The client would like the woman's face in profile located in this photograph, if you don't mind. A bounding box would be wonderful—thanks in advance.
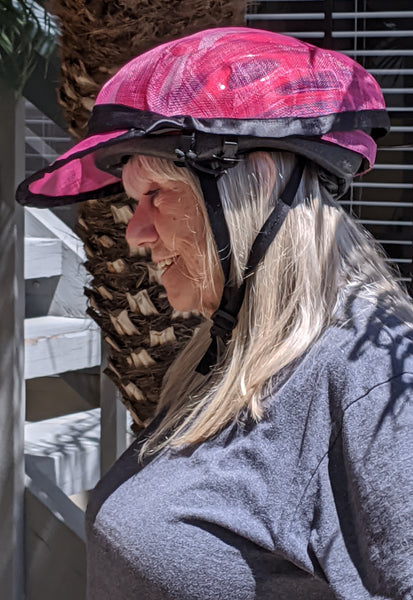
[122,159,222,316]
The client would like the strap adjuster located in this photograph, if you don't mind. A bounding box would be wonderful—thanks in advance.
[212,139,240,168]
[210,308,238,341]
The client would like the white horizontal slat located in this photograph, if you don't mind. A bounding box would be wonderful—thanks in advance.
[368,69,413,75]
[387,108,413,112]
[378,240,413,245]
[246,13,324,20]
[343,50,413,56]
[389,126,413,132]
[333,11,413,18]
[265,31,326,38]
[340,201,413,207]
[359,219,413,226]
[24,237,63,279]
[246,11,413,21]
[352,182,413,189]
[383,88,413,94]
[24,316,101,379]
[374,164,413,170]
[385,258,412,264]
[380,146,413,151]
[248,11,413,19]
[332,31,413,38]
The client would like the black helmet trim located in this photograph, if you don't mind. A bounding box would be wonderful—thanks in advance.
[88,104,390,141]
[94,132,361,191]
[89,104,389,184]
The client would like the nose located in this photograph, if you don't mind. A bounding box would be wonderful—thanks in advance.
[125,200,159,248]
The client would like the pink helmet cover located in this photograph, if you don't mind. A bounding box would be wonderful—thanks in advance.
[97,27,384,120]
[17,27,389,207]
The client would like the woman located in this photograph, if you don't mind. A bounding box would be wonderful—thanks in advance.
[17,28,413,599]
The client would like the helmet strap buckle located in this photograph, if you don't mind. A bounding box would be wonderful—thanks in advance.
[212,139,241,170]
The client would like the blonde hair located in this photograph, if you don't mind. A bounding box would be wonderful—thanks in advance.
[128,152,412,457]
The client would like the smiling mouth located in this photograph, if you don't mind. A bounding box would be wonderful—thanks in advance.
[156,256,178,273]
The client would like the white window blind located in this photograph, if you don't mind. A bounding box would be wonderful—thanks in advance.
[247,1,413,294]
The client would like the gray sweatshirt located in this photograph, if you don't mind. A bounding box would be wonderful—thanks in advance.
[86,298,413,599]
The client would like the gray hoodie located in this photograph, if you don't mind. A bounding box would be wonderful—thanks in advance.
[86,297,413,599]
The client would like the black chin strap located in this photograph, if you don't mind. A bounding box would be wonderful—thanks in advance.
[198,174,232,284]
[195,157,305,375]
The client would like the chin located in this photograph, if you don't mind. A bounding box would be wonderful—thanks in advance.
[167,294,201,314]
[165,280,220,316]
[168,294,216,318]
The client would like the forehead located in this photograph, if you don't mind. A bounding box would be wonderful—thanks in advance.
[122,160,165,196]
[121,160,202,217]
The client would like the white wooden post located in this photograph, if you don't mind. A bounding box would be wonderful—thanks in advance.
[0,81,25,600]
[100,343,128,475]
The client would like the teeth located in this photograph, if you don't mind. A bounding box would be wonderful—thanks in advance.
[157,257,176,270]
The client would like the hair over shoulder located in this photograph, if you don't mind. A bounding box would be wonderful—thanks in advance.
[134,151,413,457]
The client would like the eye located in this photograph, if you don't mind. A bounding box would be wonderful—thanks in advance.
[144,188,160,201]
[127,188,160,208]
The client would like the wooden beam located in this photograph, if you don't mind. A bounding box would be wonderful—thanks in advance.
[25,207,90,317]
[0,80,25,600]
[24,237,63,279]
[100,344,128,476]
[25,408,101,496]
[24,316,101,379]
[25,462,86,600]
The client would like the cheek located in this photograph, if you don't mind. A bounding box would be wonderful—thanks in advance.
[183,203,207,242]
[160,202,206,248]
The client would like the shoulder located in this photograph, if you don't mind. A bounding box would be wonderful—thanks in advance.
[325,296,413,426]
[279,298,413,596]
[266,296,413,427]
[312,296,413,404]
[328,294,413,362]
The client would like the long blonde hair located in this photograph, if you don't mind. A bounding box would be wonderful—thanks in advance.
[130,152,412,457]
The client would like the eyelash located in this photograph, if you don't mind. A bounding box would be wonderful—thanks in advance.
[128,188,160,207]
[144,188,160,200]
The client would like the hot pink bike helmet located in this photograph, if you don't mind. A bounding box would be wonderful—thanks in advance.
[17,26,389,207]
[16,27,390,371]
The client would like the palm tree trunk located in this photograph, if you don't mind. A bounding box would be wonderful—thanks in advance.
[50,0,247,431]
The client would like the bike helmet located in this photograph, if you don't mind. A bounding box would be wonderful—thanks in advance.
[16,27,390,372]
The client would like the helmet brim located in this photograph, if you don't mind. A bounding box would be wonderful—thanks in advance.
[16,108,388,208]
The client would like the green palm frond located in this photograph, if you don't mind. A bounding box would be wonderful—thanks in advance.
[0,0,56,93]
